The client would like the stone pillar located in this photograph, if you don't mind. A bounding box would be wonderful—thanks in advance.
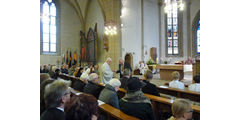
[101,0,121,71]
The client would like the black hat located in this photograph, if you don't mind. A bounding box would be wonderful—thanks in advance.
[127,77,146,92]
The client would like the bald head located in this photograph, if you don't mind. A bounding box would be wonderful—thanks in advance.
[106,57,112,65]
[119,58,124,64]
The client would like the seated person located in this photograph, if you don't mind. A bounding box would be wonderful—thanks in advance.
[138,61,148,75]
[93,64,99,74]
[142,70,160,96]
[88,65,97,74]
[48,65,57,79]
[40,79,55,115]
[40,73,50,84]
[83,73,102,99]
[99,78,121,109]
[61,65,69,74]
[73,67,80,77]
[185,56,193,65]
[60,65,68,74]
[119,68,131,89]
[188,75,200,92]
[65,93,98,120]
[83,66,91,75]
[72,72,88,92]
[68,65,77,76]
[168,99,193,120]
[119,77,156,120]
[75,67,84,77]
[52,69,61,80]
[41,79,71,120]
[40,66,43,73]
[169,71,185,90]
[42,65,49,73]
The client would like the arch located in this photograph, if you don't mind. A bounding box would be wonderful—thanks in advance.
[192,10,200,57]
[97,0,106,22]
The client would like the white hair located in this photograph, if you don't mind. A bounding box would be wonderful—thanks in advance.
[119,57,123,61]
[109,78,121,88]
[106,57,112,62]
[89,73,98,82]
[80,73,89,80]
[52,66,57,72]
[84,68,91,74]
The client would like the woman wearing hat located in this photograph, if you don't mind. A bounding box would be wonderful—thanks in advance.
[119,77,156,120]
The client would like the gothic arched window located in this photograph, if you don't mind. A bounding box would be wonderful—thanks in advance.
[167,4,179,55]
[40,0,57,54]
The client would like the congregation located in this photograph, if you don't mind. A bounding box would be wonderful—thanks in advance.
[40,57,200,120]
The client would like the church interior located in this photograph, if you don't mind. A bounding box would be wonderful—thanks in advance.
[40,0,200,120]
[3,0,240,119]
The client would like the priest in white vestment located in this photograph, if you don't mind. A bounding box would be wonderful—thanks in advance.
[138,61,148,75]
[100,57,113,84]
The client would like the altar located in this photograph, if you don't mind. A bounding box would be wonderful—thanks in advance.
[156,64,184,81]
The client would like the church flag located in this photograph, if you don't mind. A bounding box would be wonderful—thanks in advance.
[69,50,72,68]
[73,50,77,65]
[66,50,68,65]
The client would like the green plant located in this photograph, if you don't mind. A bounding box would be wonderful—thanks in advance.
[146,58,156,65]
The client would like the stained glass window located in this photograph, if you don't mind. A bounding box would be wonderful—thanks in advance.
[167,4,179,55]
[41,0,57,53]
[197,20,200,54]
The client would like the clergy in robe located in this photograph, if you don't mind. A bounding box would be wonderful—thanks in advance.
[100,57,113,84]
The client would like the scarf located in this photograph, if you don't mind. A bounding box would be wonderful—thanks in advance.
[122,90,151,104]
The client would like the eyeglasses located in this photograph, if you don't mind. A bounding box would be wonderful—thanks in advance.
[64,91,71,96]
[187,110,194,113]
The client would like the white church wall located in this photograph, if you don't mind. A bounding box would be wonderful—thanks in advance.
[143,0,160,63]
[40,0,82,66]
[121,0,142,69]
[159,4,166,59]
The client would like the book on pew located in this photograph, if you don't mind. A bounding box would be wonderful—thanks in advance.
[98,100,105,106]
[159,85,168,88]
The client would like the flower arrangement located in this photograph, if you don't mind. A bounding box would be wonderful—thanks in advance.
[146,57,156,65]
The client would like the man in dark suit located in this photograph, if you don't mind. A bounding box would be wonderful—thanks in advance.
[116,59,124,78]
[120,68,131,89]
[116,59,132,78]
[141,70,160,96]
[83,73,102,99]
[41,79,71,120]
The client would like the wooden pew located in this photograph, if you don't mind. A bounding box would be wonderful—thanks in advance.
[157,86,200,102]
[60,74,200,120]
[59,74,85,88]
[72,89,140,120]
[99,103,140,120]
[117,88,200,120]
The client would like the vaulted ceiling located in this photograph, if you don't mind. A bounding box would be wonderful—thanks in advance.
[66,0,163,30]
[67,0,91,30]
